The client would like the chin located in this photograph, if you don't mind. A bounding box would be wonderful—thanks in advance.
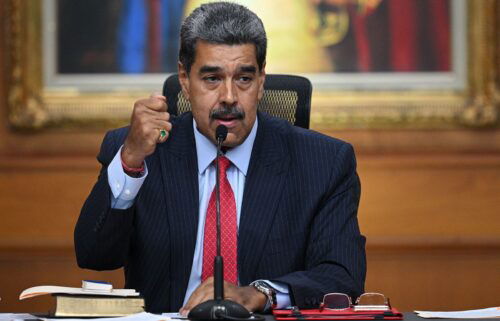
[222,134,241,148]
[223,140,239,148]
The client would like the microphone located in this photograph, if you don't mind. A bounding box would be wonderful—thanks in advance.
[216,125,228,145]
[189,125,251,320]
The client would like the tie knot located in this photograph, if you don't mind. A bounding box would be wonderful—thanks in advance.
[216,156,231,173]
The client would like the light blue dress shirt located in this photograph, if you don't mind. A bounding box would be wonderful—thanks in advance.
[107,118,290,309]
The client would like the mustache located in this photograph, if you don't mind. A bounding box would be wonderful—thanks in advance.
[210,105,245,120]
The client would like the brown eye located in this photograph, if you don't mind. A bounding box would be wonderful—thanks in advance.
[203,76,220,83]
[238,76,252,83]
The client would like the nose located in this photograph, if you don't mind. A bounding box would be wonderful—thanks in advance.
[219,79,237,106]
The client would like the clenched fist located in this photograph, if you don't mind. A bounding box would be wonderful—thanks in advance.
[121,93,172,168]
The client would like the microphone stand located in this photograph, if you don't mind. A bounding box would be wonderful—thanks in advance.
[189,125,251,320]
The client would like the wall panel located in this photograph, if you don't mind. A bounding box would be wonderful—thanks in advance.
[0,248,123,313]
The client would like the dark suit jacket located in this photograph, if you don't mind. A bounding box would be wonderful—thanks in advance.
[75,112,366,313]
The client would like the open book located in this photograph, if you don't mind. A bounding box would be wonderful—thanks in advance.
[20,280,140,300]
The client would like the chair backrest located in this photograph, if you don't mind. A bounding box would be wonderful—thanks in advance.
[162,74,312,129]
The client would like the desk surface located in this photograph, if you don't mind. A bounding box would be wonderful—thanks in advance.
[1,312,498,321]
[401,312,498,321]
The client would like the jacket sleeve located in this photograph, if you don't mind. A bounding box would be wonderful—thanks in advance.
[74,129,136,270]
[272,143,366,307]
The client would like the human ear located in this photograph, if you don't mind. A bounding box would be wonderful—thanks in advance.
[257,62,266,100]
[178,62,190,101]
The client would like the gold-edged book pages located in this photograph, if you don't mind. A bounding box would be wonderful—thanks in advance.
[53,294,145,317]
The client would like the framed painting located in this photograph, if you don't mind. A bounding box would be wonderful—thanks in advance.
[4,0,499,130]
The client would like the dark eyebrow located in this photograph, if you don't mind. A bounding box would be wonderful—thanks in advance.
[198,65,256,75]
[238,65,257,73]
[199,65,222,74]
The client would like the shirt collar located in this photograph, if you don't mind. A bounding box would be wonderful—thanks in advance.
[193,117,258,176]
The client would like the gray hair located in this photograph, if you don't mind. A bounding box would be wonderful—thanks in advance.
[179,2,267,73]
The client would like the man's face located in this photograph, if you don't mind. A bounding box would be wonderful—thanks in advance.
[178,40,265,147]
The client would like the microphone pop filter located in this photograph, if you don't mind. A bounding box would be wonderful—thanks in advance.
[215,125,228,142]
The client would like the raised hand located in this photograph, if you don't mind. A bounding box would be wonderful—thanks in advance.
[121,93,172,168]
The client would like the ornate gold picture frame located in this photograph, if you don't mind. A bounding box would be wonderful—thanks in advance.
[5,0,499,131]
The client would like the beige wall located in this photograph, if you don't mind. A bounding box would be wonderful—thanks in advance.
[1,3,499,314]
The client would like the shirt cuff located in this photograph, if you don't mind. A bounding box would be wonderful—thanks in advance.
[258,280,291,311]
[107,146,148,209]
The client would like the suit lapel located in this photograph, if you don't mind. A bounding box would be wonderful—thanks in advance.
[157,113,199,309]
[238,113,290,284]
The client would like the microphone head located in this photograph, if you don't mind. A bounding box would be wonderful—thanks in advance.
[215,125,228,142]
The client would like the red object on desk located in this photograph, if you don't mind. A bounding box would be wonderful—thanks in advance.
[273,307,404,320]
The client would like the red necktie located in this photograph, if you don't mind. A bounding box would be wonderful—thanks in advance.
[202,156,238,284]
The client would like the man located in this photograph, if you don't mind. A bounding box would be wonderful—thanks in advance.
[75,1,366,314]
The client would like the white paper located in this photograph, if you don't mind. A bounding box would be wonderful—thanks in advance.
[40,312,172,321]
[161,312,186,319]
[82,280,113,292]
[415,307,500,319]
[0,313,40,320]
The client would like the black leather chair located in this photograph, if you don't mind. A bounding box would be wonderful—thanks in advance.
[162,74,312,129]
